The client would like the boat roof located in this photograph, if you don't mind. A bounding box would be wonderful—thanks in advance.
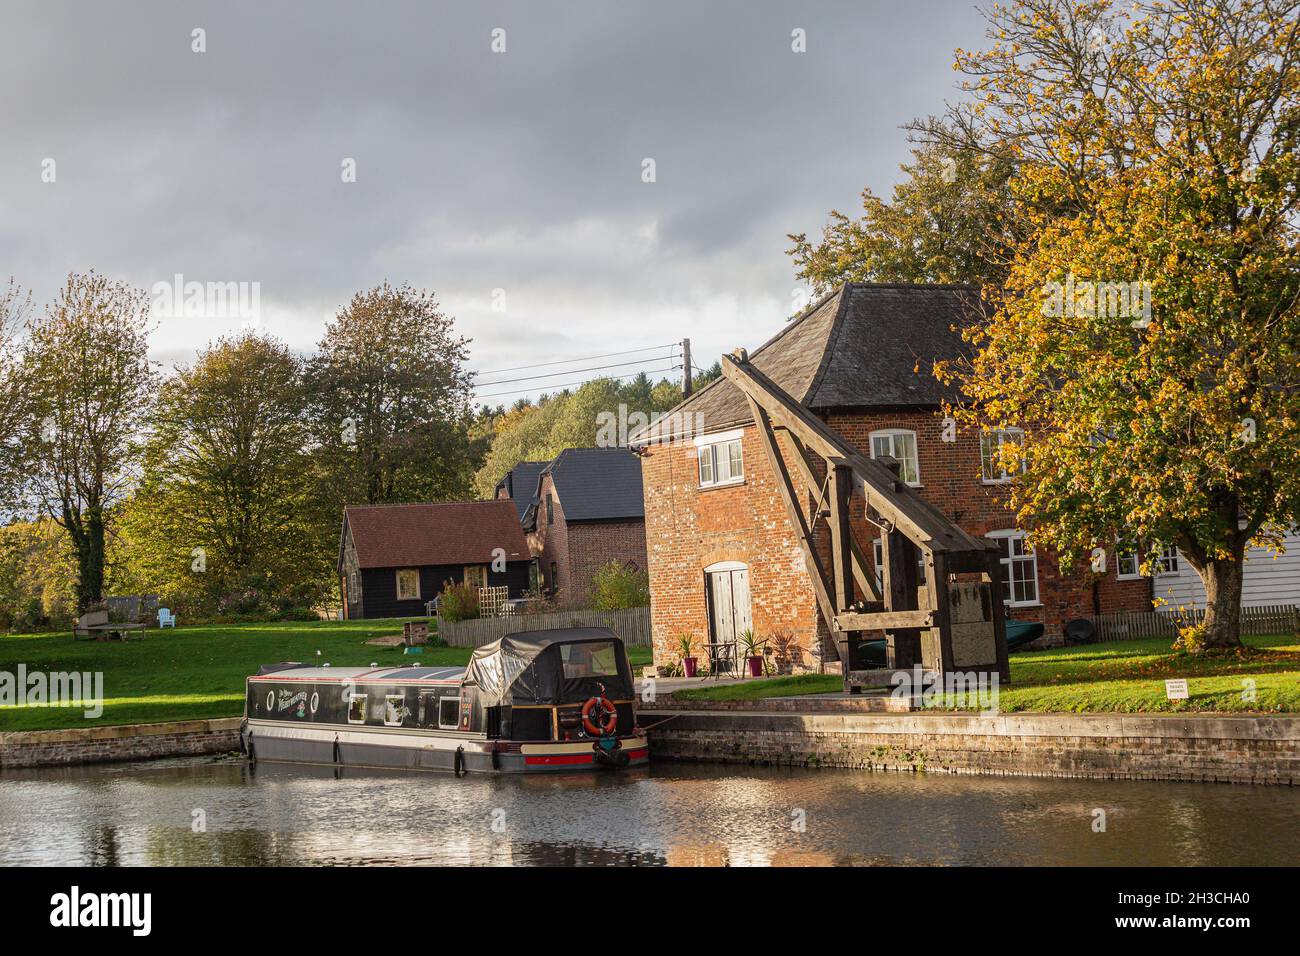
[249,665,465,684]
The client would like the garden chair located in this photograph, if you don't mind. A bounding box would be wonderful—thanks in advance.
[158,607,177,628]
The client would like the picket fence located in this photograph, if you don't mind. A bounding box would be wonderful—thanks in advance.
[1091,604,1299,642]
[437,606,651,648]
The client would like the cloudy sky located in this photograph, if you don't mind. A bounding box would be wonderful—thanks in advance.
[1,0,987,404]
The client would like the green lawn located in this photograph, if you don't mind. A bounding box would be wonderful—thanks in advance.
[674,673,843,702]
[0,619,653,732]
[671,633,1300,713]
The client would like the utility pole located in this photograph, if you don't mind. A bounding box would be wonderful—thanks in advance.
[681,337,692,397]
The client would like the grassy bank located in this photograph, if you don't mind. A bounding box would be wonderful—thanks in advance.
[0,619,653,732]
[672,633,1300,713]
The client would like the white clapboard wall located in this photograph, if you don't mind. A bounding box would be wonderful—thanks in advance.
[1154,529,1300,610]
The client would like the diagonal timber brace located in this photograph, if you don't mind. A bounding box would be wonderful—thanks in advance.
[721,351,1010,689]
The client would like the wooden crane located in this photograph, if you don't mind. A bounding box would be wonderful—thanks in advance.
[720,351,1010,690]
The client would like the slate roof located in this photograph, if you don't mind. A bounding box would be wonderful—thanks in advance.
[630,283,982,442]
[537,447,645,523]
[343,500,531,569]
[494,460,549,521]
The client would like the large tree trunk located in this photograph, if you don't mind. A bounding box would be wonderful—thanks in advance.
[73,507,106,612]
[1198,556,1245,650]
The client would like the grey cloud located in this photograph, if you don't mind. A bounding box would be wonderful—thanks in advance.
[0,0,986,399]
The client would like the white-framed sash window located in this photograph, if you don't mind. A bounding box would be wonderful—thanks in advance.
[869,429,920,486]
[980,428,1026,483]
[986,529,1040,606]
[696,429,744,488]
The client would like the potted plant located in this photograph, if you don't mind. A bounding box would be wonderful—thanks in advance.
[677,633,697,678]
[769,628,798,674]
[739,628,766,677]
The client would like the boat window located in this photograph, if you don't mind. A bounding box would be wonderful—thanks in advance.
[347,694,367,724]
[383,695,407,727]
[559,642,620,679]
[418,692,437,726]
[438,697,460,730]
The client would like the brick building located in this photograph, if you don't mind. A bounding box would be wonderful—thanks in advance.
[631,283,1153,672]
[496,447,647,604]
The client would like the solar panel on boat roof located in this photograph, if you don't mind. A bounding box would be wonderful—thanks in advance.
[376,667,464,681]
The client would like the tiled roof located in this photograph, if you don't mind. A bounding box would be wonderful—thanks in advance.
[631,283,982,441]
[344,500,531,569]
[495,460,549,521]
[542,447,645,522]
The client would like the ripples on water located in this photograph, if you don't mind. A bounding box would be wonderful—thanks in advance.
[0,756,1296,866]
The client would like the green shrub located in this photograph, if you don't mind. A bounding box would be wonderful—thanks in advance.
[439,582,480,622]
[590,562,649,610]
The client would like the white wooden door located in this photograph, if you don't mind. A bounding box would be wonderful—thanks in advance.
[707,565,752,662]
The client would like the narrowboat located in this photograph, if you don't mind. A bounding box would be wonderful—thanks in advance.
[239,626,649,774]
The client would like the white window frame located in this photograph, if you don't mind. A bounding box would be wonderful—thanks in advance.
[395,568,421,601]
[383,695,406,727]
[1114,539,1179,579]
[695,429,745,489]
[869,429,921,486]
[438,696,461,730]
[1115,541,1143,580]
[980,428,1026,484]
[346,693,368,725]
[986,529,1040,607]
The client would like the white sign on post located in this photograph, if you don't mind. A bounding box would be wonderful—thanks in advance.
[1164,679,1189,700]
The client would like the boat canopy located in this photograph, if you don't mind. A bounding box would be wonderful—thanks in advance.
[466,627,634,706]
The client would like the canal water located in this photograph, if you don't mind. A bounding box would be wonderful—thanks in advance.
[0,756,1296,866]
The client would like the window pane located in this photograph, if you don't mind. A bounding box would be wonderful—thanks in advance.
[899,434,919,483]
[438,698,459,728]
[872,435,890,458]
[980,432,995,480]
[716,444,731,482]
[699,446,713,484]
[728,440,743,479]
[347,695,366,723]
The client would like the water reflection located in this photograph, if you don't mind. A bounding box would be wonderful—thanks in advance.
[0,755,1296,866]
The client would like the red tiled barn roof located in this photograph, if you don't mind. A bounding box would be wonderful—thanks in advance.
[344,500,531,569]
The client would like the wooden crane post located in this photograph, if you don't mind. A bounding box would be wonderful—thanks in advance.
[720,351,1010,690]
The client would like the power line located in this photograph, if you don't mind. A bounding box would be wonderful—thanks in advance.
[474,364,682,401]
[475,352,678,389]
[475,343,678,376]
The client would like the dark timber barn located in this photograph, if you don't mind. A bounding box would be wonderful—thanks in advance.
[338,500,534,619]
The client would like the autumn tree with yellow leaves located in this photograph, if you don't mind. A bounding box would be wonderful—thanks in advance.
[918,0,1300,649]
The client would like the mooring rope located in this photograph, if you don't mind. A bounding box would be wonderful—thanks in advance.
[637,714,682,730]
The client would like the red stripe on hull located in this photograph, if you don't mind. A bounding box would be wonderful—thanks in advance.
[525,753,596,766]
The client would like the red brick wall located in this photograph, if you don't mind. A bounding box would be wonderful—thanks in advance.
[531,473,648,604]
[565,519,648,604]
[641,428,825,670]
[642,410,1153,671]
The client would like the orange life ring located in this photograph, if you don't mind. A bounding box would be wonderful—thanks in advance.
[581,695,618,736]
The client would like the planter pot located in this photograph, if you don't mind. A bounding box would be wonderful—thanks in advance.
[683,657,698,678]
[747,655,764,677]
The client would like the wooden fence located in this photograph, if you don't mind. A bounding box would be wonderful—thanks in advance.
[437,606,652,648]
[1092,604,1299,642]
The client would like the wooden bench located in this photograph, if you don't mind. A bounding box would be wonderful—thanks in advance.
[73,610,147,641]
